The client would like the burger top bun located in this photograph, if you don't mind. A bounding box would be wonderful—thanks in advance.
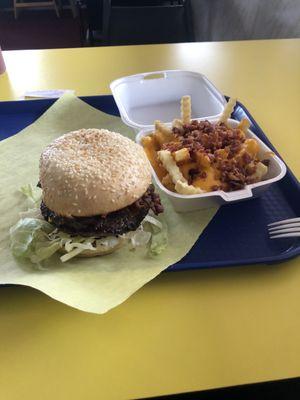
[39,128,152,217]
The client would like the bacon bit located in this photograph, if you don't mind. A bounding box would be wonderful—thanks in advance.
[242,151,252,164]
[189,168,199,178]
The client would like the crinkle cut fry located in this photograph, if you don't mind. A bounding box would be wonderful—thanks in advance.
[181,95,191,124]
[175,180,204,195]
[237,118,250,133]
[172,118,183,130]
[157,150,204,195]
[155,120,172,136]
[157,150,187,185]
[219,97,237,124]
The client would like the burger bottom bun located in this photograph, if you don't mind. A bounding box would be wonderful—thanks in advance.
[79,240,125,257]
[60,237,125,258]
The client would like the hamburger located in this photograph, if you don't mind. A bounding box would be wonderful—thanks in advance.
[38,128,164,258]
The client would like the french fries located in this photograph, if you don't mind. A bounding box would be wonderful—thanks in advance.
[141,135,153,147]
[244,138,259,157]
[157,150,187,185]
[141,95,267,196]
[219,97,236,124]
[214,148,228,160]
[175,180,204,195]
[158,150,203,195]
[162,174,175,192]
[154,120,174,146]
[172,118,184,130]
[155,120,172,136]
[237,118,250,133]
[173,148,190,163]
[195,151,211,168]
[249,162,268,181]
[181,95,191,124]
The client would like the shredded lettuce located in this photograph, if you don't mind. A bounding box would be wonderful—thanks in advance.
[19,184,41,205]
[10,214,168,265]
[60,241,96,262]
[130,230,152,248]
[150,227,168,255]
[141,214,168,255]
[10,189,168,266]
[96,236,120,248]
[121,214,167,253]
[143,215,163,230]
[30,241,61,264]
[9,218,56,262]
[19,207,43,219]
[9,218,97,265]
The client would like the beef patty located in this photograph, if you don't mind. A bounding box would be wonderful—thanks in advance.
[40,185,163,237]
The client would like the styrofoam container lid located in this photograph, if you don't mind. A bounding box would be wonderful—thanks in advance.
[110,70,227,130]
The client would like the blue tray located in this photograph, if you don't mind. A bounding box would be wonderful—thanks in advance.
[1,95,299,271]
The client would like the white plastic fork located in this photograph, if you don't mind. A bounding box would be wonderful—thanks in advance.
[268,217,300,239]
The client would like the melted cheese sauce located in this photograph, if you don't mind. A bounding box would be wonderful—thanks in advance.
[142,133,261,194]
[180,162,197,181]
[244,139,259,157]
[142,135,167,181]
[193,167,221,191]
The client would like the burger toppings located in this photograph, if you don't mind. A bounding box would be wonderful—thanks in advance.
[10,184,167,265]
[133,185,164,215]
[40,185,163,237]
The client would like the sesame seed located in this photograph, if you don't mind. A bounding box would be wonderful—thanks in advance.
[40,128,151,213]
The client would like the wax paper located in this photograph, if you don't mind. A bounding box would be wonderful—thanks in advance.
[0,94,218,314]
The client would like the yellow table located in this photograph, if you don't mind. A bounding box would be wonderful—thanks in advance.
[0,39,299,400]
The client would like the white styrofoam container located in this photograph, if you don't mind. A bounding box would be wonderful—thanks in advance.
[110,70,227,131]
[110,70,287,211]
[136,118,286,211]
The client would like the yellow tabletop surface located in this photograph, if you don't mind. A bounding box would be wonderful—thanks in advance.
[0,39,300,400]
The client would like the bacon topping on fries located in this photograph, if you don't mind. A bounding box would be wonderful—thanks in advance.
[142,97,270,194]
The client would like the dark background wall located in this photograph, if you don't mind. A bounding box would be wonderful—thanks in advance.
[1,0,300,42]
[191,0,300,41]
[1,0,12,7]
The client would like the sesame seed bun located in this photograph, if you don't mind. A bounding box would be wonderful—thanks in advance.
[39,128,152,217]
